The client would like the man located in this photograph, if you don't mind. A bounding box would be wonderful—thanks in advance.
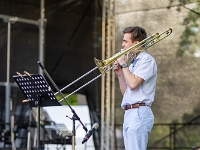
[114,26,157,150]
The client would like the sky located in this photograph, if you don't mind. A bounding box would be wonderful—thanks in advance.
[43,105,95,150]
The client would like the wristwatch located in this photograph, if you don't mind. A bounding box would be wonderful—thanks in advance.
[120,63,128,69]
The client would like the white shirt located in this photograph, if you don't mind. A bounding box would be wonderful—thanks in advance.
[121,51,157,109]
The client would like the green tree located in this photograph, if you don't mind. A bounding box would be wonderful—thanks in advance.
[168,0,200,57]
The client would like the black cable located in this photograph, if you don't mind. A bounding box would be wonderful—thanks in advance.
[180,3,200,16]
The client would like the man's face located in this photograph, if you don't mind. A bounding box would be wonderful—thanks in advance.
[122,33,138,52]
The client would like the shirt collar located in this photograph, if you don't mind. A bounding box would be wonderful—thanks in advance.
[131,51,146,64]
[131,59,135,64]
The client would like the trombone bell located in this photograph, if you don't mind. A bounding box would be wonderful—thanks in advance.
[94,57,107,74]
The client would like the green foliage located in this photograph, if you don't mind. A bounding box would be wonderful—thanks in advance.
[148,125,170,147]
[173,123,200,147]
[56,93,77,105]
[149,104,200,149]
[168,0,200,57]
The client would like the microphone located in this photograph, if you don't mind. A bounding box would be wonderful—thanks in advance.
[82,123,99,144]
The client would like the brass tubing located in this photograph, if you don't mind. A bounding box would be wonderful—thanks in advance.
[58,67,113,103]
[57,28,172,102]
[54,66,98,95]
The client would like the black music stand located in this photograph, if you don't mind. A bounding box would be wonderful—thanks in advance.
[13,73,61,149]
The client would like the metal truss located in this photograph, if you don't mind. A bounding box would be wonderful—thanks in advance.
[101,0,116,149]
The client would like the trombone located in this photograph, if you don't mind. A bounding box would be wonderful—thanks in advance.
[56,28,172,103]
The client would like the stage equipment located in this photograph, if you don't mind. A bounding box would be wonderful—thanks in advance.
[13,72,61,149]
[37,62,88,150]
[55,28,172,103]
[10,95,16,150]
[14,66,89,150]
[40,123,73,145]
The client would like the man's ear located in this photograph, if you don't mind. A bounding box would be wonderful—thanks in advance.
[133,41,139,44]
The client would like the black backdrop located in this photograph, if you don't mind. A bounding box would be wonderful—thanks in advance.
[0,0,102,148]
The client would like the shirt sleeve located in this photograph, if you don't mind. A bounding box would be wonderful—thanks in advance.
[133,56,157,81]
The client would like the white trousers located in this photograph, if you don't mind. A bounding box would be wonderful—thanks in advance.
[123,106,154,150]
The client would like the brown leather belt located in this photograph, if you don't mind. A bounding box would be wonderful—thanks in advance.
[125,103,146,110]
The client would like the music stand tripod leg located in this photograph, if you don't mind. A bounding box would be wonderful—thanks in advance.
[27,105,32,150]
[34,94,42,150]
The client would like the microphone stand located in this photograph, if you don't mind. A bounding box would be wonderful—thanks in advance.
[66,114,80,150]
[37,61,88,150]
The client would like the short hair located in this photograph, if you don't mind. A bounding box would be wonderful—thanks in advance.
[123,26,147,42]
